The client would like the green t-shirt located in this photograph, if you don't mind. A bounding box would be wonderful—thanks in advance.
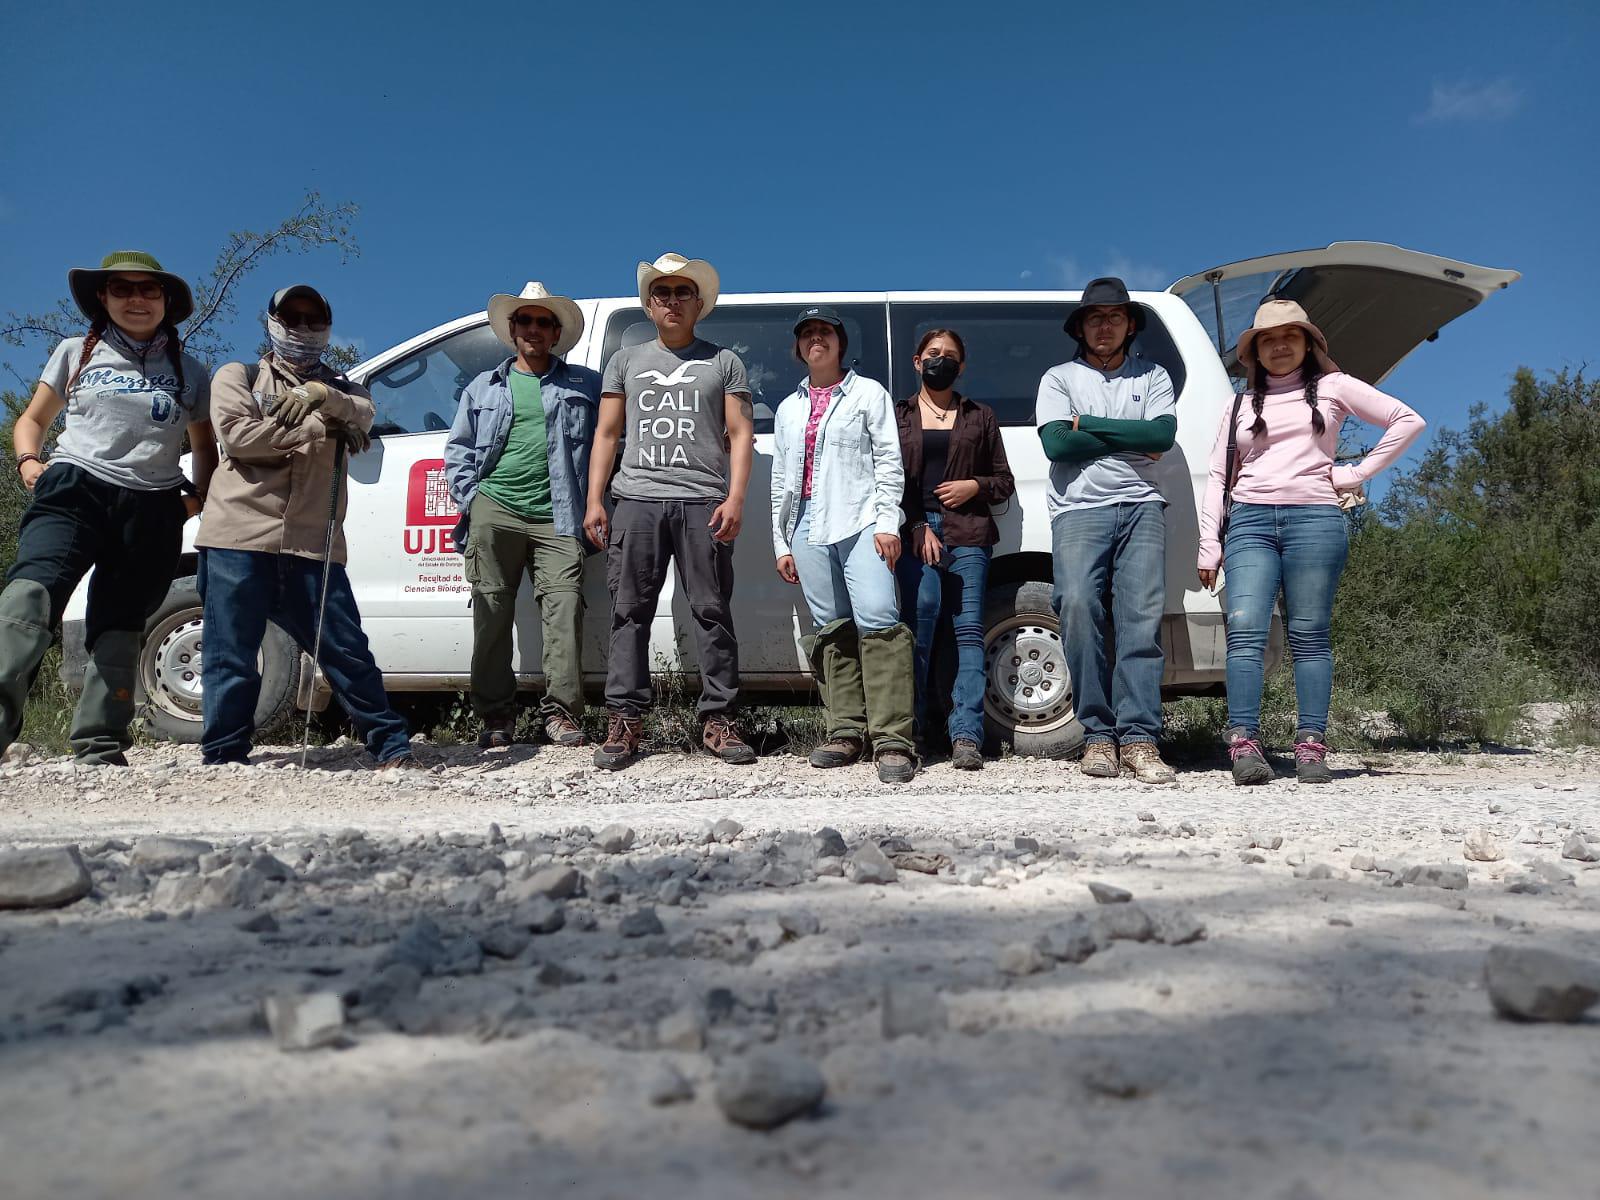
[479,369,553,520]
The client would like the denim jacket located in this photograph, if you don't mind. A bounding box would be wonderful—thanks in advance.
[444,355,600,551]
[770,370,904,556]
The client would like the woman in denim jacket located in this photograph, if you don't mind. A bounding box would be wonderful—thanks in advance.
[771,306,916,783]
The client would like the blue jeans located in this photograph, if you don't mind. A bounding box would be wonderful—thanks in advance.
[198,548,412,764]
[1222,502,1348,736]
[1050,502,1166,745]
[790,501,900,631]
[896,511,991,746]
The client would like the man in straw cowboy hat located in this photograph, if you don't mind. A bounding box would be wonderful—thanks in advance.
[1036,276,1179,785]
[583,252,757,770]
[445,282,602,750]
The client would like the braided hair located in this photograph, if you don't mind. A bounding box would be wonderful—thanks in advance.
[1247,356,1326,438]
[160,317,188,409]
[64,316,108,398]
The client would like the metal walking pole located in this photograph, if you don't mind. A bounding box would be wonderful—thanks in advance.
[301,436,347,769]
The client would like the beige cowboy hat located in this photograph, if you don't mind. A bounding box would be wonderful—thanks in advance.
[636,252,720,318]
[1236,299,1340,375]
[487,282,584,355]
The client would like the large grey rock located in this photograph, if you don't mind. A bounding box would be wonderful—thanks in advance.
[1463,828,1504,862]
[262,992,345,1050]
[646,1062,695,1106]
[656,1005,706,1051]
[1561,833,1599,863]
[714,1051,826,1129]
[0,845,92,910]
[506,865,584,902]
[479,923,531,959]
[200,865,270,909]
[779,910,821,939]
[1484,945,1600,1022]
[149,873,204,911]
[130,836,213,873]
[1087,881,1132,904]
[594,824,636,854]
[357,963,423,1014]
[379,916,449,975]
[882,981,947,1038]
[1093,904,1156,944]
[514,896,566,934]
[1349,853,1377,872]
[1151,909,1208,946]
[997,942,1051,976]
[711,818,744,843]
[846,843,897,885]
[812,827,848,859]
[1036,916,1099,964]
[619,906,665,937]
[1403,864,1469,891]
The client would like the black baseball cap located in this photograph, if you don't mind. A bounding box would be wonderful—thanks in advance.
[792,305,844,335]
[269,284,333,324]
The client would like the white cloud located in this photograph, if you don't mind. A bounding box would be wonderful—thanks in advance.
[1034,251,1170,292]
[1098,252,1171,292]
[1415,78,1523,124]
[1019,268,1034,281]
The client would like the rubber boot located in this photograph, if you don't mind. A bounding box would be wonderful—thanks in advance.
[859,623,916,781]
[0,579,55,755]
[807,619,868,747]
[70,628,142,765]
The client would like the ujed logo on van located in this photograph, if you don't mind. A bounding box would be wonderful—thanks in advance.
[406,459,458,526]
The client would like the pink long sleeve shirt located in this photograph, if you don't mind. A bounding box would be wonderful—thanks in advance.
[1196,370,1425,570]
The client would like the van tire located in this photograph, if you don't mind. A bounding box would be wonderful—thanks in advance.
[982,579,1085,759]
[137,575,302,745]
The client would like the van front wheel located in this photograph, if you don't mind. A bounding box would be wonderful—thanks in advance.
[982,580,1085,759]
[137,575,302,745]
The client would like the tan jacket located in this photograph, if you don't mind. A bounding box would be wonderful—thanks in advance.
[195,356,375,564]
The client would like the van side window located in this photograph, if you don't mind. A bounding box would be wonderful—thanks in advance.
[599,304,889,434]
[889,302,1188,426]
[365,324,506,436]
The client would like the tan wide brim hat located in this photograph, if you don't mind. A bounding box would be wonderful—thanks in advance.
[636,252,720,318]
[487,282,584,355]
[1236,299,1340,375]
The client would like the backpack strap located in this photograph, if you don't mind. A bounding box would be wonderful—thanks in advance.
[1218,393,1245,546]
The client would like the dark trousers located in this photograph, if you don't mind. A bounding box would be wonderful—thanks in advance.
[603,497,737,717]
[7,463,183,641]
[197,548,411,764]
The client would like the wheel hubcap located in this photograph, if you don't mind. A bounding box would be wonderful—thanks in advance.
[984,616,1075,734]
[146,615,205,718]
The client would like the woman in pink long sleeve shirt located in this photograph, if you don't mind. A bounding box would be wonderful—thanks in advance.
[1196,301,1425,785]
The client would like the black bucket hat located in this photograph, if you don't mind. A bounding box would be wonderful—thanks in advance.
[792,304,845,335]
[1065,276,1145,338]
[68,250,195,326]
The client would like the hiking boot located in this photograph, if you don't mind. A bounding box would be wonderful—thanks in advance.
[477,716,515,750]
[1120,741,1176,785]
[376,752,428,773]
[951,738,984,771]
[809,736,864,768]
[1295,730,1333,784]
[543,710,587,748]
[593,713,643,771]
[702,714,757,765]
[876,748,916,784]
[1080,741,1119,778]
[1227,729,1274,786]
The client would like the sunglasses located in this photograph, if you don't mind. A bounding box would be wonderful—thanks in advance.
[277,312,331,332]
[104,280,166,301]
[511,313,561,332]
[649,285,698,305]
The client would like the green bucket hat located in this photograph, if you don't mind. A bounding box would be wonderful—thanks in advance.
[68,251,195,327]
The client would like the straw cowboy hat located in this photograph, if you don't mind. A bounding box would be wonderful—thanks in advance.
[487,282,585,355]
[1236,299,1340,375]
[68,250,195,326]
[636,252,720,318]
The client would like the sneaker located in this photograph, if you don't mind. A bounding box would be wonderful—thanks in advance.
[1294,730,1333,784]
[376,753,428,773]
[876,748,916,784]
[593,713,643,771]
[1120,741,1176,785]
[477,716,515,750]
[809,736,864,768]
[1227,730,1274,786]
[702,714,757,765]
[951,738,984,771]
[543,710,587,748]
[1080,741,1119,778]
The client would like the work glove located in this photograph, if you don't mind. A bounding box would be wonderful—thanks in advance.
[266,380,329,429]
[334,423,372,455]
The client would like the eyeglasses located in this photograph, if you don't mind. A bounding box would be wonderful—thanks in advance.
[649,285,698,305]
[105,280,165,301]
[277,312,331,332]
[511,313,561,331]
[1081,312,1130,328]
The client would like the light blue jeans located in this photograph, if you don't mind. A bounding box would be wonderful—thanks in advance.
[1050,501,1166,745]
[790,501,899,631]
[1222,502,1349,736]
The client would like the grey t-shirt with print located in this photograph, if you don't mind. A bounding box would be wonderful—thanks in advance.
[601,337,751,502]
[40,331,211,491]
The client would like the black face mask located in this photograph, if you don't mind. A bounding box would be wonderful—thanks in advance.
[920,355,960,391]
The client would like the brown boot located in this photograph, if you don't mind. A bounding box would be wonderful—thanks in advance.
[1080,741,1119,778]
[543,710,587,748]
[1120,740,1176,785]
[702,713,756,765]
[593,712,642,771]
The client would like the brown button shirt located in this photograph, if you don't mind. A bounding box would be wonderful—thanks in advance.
[894,394,1015,547]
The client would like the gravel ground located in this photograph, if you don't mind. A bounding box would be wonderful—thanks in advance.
[1,740,1598,1200]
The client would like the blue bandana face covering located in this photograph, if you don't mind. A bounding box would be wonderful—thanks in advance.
[267,315,330,369]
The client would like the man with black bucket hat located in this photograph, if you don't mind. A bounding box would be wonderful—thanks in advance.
[1035,277,1178,784]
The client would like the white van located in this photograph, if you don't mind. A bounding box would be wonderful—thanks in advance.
[63,242,1517,757]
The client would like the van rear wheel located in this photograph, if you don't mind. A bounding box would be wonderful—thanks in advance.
[982,579,1085,759]
[137,575,302,745]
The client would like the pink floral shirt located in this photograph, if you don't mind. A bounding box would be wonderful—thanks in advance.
[800,384,836,498]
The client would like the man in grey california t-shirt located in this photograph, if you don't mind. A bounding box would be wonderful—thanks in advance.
[584,253,756,770]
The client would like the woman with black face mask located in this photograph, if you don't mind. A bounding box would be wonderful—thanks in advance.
[894,329,1014,769]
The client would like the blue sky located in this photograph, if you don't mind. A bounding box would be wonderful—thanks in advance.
[3,0,1596,462]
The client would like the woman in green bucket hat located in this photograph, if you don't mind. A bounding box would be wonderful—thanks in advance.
[1,251,217,765]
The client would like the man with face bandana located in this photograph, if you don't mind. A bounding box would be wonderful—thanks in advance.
[195,285,421,770]
[1035,277,1178,784]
